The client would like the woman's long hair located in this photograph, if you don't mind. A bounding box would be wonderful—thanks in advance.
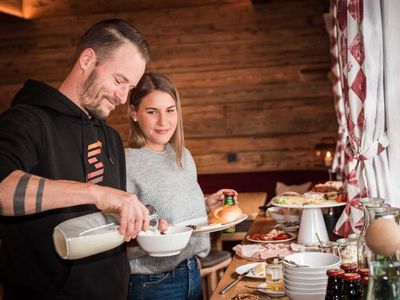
[128,72,184,168]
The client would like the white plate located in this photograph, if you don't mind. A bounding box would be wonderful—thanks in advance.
[246,232,297,243]
[281,225,299,232]
[271,199,346,209]
[257,283,286,297]
[235,263,264,279]
[175,214,248,234]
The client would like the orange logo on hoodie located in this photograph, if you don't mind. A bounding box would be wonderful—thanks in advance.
[87,140,104,183]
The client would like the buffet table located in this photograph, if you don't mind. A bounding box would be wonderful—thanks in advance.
[210,211,289,300]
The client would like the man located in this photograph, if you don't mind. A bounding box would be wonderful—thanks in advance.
[0,19,150,299]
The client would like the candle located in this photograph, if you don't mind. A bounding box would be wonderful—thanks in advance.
[324,151,333,167]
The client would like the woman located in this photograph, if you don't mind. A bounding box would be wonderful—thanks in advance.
[125,72,237,300]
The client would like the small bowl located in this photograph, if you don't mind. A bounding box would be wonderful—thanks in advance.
[285,289,325,300]
[284,266,339,278]
[267,207,300,223]
[285,284,326,294]
[285,283,326,293]
[284,278,327,289]
[283,252,341,272]
[136,226,192,257]
[284,273,327,283]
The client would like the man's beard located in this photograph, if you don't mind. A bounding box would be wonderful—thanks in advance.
[80,69,108,120]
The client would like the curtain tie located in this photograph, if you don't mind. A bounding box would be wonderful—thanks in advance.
[349,133,389,162]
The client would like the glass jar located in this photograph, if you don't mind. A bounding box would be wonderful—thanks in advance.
[265,257,284,291]
[319,241,340,257]
[338,234,358,264]
[53,205,159,260]
[223,191,236,233]
[53,212,124,260]
[357,198,387,269]
[389,206,400,225]
[367,212,400,300]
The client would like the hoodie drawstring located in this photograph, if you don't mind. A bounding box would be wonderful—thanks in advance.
[81,116,89,182]
[101,121,114,165]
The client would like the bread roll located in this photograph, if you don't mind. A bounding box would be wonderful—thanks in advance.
[208,205,242,224]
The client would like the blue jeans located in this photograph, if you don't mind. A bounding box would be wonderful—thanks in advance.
[128,256,202,300]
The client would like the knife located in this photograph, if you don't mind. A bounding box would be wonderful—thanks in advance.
[218,268,253,295]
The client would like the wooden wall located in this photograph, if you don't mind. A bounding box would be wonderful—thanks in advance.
[0,0,337,174]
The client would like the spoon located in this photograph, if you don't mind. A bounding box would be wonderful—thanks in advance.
[315,233,324,247]
[283,259,309,268]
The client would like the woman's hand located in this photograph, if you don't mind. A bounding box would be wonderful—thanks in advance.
[205,189,238,212]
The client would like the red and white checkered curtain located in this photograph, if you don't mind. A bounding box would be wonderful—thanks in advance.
[324,8,347,181]
[327,0,391,237]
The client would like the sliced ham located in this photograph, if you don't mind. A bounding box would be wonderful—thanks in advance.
[233,243,298,260]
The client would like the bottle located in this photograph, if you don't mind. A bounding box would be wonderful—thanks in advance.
[53,205,159,260]
[340,263,358,274]
[342,272,361,300]
[223,191,236,233]
[366,211,400,300]
[358,268,369,300]
[325,268,344,300]
[357,198,385,270]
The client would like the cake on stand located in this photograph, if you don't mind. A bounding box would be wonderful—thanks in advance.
[271,200,345,245]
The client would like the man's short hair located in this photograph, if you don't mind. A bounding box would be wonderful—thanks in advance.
[75,19,150,64]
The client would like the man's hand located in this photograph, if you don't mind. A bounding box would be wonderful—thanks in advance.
[92,185,149,241]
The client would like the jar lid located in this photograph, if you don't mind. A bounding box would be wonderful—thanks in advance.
[340,263,358,272]
[343,272,361,281]
[265,256,283,264]
[223,191,235,196]
[327,268,345,277]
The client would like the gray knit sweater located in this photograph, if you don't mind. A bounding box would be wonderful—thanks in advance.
[125,144,210,274]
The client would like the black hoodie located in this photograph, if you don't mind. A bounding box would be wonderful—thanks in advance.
[0,80,130,299]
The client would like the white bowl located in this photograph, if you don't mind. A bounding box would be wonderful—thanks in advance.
[285,283,326,294]
[283,252,341,271]
[284,278,327,289]
[284,265,340,278]
[284,273,327,283]
[285,289,325,300]
[136,226,192,257]
[267,207,300,223]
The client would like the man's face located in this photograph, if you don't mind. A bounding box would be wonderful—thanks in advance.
[80,44,146,119]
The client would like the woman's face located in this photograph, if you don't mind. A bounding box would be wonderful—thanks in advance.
[132,90,178,152]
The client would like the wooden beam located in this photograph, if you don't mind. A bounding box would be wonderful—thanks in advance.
[0,0,24,18]
[251,0,271,4]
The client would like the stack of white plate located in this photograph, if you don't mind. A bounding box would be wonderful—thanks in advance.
[283,252,341,300]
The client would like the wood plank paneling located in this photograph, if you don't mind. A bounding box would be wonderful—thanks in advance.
[0,0,336,175]
[193,149,321,174]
